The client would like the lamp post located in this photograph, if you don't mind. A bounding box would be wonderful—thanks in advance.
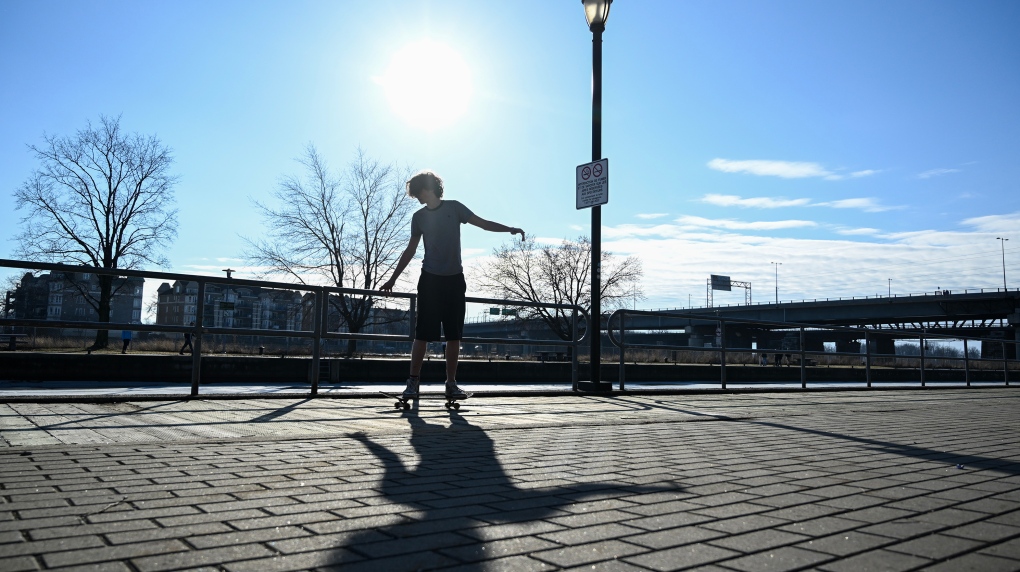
[581,0,611,391]
[888,278,891,297]
[771,262,782,303]
[997,237,1009,290]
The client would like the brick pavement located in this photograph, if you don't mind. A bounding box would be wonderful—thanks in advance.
[0,388,1018,571]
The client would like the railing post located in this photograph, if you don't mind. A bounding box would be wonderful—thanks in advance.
[864,330,872,388]
[571,309,579,391]
[964,338,971,387]
[618,312,626,391]
[310,288,323,395]
[1003,341,1010,386]
[190,281,206,397]
[919,333,926,387]
[800,327,807,389]
[719,320,727,390]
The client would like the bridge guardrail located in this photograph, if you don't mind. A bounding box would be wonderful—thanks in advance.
[1,259,589,394]
[607,309,1016,391]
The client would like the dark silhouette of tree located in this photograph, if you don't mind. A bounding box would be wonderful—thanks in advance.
[476,235,643,341]
[245,146,413,355]
[13,115,178,350]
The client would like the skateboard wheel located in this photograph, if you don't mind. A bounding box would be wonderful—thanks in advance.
[394,402,401,409]
[453,402,461,410]
[403,402,410,410]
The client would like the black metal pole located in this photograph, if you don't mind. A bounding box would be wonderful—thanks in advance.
[590,25,603,387]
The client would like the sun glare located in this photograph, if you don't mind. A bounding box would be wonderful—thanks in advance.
[376,40,473,130]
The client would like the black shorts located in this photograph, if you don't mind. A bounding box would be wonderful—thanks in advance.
[415,271,466,342]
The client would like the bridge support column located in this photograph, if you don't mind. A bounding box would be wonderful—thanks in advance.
[868,335,895,357]
[835,340,861,354]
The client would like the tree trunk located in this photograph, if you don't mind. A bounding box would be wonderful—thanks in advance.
[91,274,113,350]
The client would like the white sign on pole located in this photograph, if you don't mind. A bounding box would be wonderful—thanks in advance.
[576,158,608,210]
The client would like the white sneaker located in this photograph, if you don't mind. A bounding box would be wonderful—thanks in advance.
[401,378,419,399]
[445,383,467,400]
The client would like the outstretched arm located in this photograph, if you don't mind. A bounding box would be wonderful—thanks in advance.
[380,234,421,292]
[467,214,525,241]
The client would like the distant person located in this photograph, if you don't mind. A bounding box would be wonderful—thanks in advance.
[380,170,524,400]
[121,329,132,354]
[759,353,767,366]
[179,322,194,355]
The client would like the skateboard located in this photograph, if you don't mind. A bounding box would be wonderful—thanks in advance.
[380,391,473,410]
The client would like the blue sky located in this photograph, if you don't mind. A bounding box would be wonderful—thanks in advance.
[2,0,1018,314]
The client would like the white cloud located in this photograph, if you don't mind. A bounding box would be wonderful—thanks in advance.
[814,198,899,213]
[699,194,811,209]
[700,193,898,213]
[635,213,669,219]
[917,168,960,179]
[835,227,881,236]
[675,215,818,231]
[708,158,834,179]
[850,170,879,178]
[961,211,1020,234]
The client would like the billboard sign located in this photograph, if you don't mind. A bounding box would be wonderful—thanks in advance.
[710,275,731,291]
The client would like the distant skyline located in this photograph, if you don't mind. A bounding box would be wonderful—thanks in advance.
[1,0,1017,313]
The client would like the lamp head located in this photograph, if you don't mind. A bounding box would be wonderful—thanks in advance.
[582,0,612,32]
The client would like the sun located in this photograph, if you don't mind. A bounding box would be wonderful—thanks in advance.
[376,40,473,130]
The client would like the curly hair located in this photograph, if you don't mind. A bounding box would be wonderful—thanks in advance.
[406,170,444,199]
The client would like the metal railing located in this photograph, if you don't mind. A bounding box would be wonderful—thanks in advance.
[1,259,589,395]
[607,308,1016,391]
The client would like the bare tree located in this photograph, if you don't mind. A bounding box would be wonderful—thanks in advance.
[13,115,178,349]
[476,235,643,340]
[245,146,413,355]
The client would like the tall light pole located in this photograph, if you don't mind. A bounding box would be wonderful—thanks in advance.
[581,0,611,391]
[888,278,892,297]
[997,237,1009,290]
[771,262,782,303]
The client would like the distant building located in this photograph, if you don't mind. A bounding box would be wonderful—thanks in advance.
[155,281,303,331]
[8,271,143,325]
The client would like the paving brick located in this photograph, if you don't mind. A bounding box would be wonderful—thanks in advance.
[623,542,740,571]
[980,536,1020,560]
[533,539,649,568]
[439,536,558,562]
[920,552,1020,572]
[796,530,893,556]
[626,526,727,549]
[942,520,1020,542]
[105,522,231,544]
[708,528,810,553]
[0,556,38,571]
[41,539,188,568]
[0,534,106,557]
[722,546,833,572]
[816,548,931,571]
[132,543,277,572]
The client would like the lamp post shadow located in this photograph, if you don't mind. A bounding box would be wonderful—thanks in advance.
[325,407,684,571]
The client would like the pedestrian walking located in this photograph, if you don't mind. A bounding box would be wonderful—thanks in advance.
[121,329,132,354]
[380,170,524,399]
[179,321,194,355]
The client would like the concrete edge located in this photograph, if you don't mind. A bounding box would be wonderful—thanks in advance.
[0,383,1014,403]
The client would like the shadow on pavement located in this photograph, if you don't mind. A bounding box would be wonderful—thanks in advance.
[325,406,683,571]
[746,419,1020,476]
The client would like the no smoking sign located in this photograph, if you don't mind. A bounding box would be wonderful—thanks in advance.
[576,158,609,209]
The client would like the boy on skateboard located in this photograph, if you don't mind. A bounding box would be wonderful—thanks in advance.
[380,171,524,400]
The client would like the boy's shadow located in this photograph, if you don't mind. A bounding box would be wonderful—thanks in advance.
[326,407,684,571]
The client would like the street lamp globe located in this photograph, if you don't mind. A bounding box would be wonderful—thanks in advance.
[582,0,612,31]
